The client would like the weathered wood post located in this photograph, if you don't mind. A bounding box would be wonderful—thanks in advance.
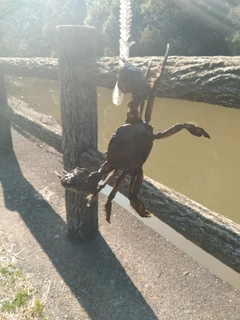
[0,73,12,151]
[56,25,98,241]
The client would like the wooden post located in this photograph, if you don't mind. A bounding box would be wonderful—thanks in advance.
[0,73,12,151]
[56,25,98,241]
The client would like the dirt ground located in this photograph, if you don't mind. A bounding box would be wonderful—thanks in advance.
[0,127,240,320]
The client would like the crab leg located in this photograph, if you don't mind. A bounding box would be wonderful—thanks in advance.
[105,171,127,223]
[87,161,114,186]
[154,123,210,140]
[126,95,142,124]
[98,169,117,190]
[145,44,169,124]
[129,168,152,218]
[86,162,116,205]
[139,60,153,119]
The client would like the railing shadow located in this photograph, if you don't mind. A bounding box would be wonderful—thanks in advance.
[0,148,158,320]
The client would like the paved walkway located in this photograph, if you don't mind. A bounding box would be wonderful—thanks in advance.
[0,128,240,320]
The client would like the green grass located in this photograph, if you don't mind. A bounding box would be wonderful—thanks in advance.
[0,265,17,289]
[0,266,14,277]
[1,299,16,312]
[33,299,45,317]
[1,289,28,312]
[14,289,28,307]
[0,241,48,319]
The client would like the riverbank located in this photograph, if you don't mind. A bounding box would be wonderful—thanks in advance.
[0,127,240,320]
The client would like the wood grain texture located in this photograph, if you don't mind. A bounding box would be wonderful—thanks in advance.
[0,55,240,108]
[56,26,98,241]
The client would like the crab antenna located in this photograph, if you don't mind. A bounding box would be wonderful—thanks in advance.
[144,44,170,124]
[139,60,153,119]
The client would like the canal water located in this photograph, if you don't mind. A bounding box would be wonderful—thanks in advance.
[6,76,240,289]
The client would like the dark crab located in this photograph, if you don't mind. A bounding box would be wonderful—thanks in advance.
[57,46,210,222]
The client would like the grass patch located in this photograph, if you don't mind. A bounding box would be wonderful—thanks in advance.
[1,299,16,312]
[0,266,14,277]
[0,240,48,319]
[1,289,28,312]
[33,299,45,317]
[14,289,28,307]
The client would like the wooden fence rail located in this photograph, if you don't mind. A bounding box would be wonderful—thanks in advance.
[0,56,240,109]
[0,97,62,153]
[0,25,239,273]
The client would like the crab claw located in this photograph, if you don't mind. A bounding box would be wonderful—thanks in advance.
[185,124,211,139]
[55,171,62,178]
[203,131,211,139]
[154,123,211,140]
[56,167,99,194]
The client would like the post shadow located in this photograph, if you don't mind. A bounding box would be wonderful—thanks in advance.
[0,147,158,320]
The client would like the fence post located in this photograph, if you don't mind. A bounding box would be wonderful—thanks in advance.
[0,73,12,151]
[56,25,98,241]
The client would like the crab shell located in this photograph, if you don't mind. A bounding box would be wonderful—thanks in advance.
[106,122,154,172]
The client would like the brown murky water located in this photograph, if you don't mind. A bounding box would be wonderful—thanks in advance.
[6,76,240,289]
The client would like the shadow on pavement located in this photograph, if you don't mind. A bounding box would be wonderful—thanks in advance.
[0,149,158,320]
